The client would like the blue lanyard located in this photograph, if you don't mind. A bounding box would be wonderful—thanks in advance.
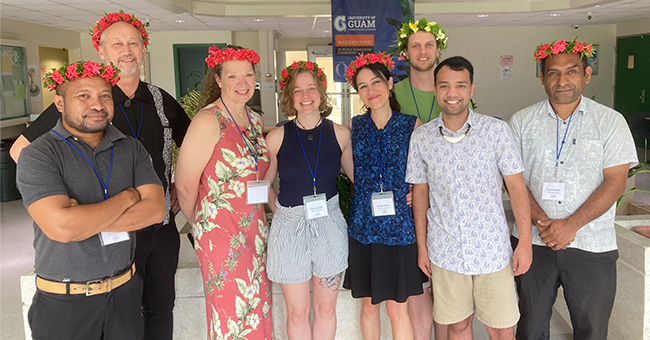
[554,110,574,177]
[408,78,435,123]
[295,119,324,196]
[368,111,393,192]
[50,129,113,200]
[119,101,144,139]
[220,98,259,179]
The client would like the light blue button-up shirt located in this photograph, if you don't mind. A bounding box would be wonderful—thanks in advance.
[406,110,524,275]
[509,97,638,252]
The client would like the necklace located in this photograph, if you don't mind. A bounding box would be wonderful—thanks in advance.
[295,116,322,141]
[439,124,471,143]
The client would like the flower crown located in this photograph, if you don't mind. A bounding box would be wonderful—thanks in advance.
[345,52,395,86]
[91,11,149,51]
[44,61,120,91]
[534,37,594,62]
[395,18,448,61]
[205,45,260,68]
[279,60,327,90]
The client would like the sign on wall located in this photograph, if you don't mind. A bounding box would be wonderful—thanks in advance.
[331,0,408,83]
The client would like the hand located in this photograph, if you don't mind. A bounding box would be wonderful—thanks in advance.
[512,242,532,276]
[538,218,578,250]
[406,184,413,207]
[170,182,180,214]
[533,218,550,232]
[418,248,432,278]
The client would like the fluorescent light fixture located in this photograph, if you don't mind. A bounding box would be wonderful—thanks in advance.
[253,19,264,22]
[175,20,185,23]
[550,13,561,17]
[477,14,488,18]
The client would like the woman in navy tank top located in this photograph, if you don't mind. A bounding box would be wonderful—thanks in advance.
[262,61,354,340]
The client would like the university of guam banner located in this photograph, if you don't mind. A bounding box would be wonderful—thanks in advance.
[331,0,414,83]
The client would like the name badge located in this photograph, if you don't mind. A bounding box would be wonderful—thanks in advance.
[99,231,130,246]
[542,182,565,200]
[247,180,269,204]
[303,193,328,220]
[371,191,396,217]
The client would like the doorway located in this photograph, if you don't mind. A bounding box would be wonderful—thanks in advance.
[38,46,68,108]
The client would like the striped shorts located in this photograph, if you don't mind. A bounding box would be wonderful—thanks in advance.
[267,194,348,284]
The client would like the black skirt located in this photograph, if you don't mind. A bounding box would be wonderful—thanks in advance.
[343,236,428,305]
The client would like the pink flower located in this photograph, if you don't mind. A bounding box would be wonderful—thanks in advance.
[572,41,584,54]
[208,45,221,54]
[551,40,567,55]
[279,81,285,88]
[51,70,65,84]
[584,43,592,54]
[82,61,102,77]
[398,55,405,61]
[65,63,79,80]
[321,79,327,87]
[281,69,289,79]
[317,69,324,77]
[305,62,315,71]
[290,61,302,70]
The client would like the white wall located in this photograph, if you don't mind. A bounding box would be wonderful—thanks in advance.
[617,18,650,37]
[443,24,617,120]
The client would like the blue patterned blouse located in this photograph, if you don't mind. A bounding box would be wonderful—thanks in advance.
[349,110,418,246]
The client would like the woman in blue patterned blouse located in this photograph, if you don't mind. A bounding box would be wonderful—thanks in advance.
[342,52,425,339]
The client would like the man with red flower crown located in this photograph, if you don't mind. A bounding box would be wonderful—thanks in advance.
[16,62,166,340]
[10,11,191,340]
[509,38,637,340]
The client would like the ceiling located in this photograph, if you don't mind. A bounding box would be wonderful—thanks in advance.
[1,0,649,39]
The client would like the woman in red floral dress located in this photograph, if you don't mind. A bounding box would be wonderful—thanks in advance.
[176,45,272,340]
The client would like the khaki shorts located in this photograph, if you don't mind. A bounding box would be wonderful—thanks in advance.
[430,261,519,329]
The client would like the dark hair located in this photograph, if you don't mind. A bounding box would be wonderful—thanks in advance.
[434,56,474,84]
[198,45,257,109]
[54,82,69,96]
[540,54,589,75]
[279,66,332,118]
[351,63,400,113]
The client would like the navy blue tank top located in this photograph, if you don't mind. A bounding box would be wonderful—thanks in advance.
[277,119,342,207]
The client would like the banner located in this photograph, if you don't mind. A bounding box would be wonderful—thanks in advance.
[331,0,408,83]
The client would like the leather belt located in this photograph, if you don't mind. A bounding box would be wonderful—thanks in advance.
[36,263,136,296]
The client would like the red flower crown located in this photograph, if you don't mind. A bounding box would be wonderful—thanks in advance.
[345,52,395,86]
[534,37,594,62]
[279,60,327,90]
[44,61,120,91]
[91,11,149,51]
[205,45,260,68]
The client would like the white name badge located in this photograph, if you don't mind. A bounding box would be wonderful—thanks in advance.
[371,191,396,217]
[99,231,130,246]
[247,180,269,204]
[303,193,328,220]
[542,182,565,200]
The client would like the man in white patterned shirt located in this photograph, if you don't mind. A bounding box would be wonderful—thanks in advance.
[509,38,637,340]
[406,56,532,340]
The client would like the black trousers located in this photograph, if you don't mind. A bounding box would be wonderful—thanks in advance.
[28,273,143,340]
[135,219,181,340]
[511,236,618,340]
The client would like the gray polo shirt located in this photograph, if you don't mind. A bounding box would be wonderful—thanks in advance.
[17,119,161,282]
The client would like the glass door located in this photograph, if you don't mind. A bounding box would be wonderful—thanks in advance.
[308,46,365,127]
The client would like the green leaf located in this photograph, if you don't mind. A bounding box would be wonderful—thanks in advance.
[234,278,248,295]
[249,297,261,311]
[227,318,240,336]
[255,235,265,257]
[221,148,238,163]
[216,198,235,213]
[214,161,233,182]
[235,296,248,321]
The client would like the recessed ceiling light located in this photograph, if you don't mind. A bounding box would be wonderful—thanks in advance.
[550,13,561,17]
[175,20,185,23]
[253,19,264,22]
[595,4,600,7]
[324,30,330,33]
[477,14,488,18]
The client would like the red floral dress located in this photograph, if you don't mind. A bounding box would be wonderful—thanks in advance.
[192,103,272,340]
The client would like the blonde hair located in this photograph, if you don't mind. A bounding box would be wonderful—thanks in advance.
[279,66,331,118]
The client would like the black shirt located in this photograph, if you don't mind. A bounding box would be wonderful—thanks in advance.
[24,82,191,195]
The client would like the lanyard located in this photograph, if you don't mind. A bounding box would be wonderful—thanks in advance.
[408,78,435,123]
[295,119,324,196]
[554,110,574,177]
[220,98,259,180]
[368,111,393,192]
[119,101,144,139]
[50,129,113,200]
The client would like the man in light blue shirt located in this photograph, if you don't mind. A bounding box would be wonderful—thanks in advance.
[406,56,532,340]
[509,38,637,340]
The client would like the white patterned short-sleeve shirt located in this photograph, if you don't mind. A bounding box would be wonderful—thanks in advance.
[509,97,637,252]
[406,110,525,275]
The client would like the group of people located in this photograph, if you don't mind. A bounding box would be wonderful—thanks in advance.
[11,10,637,340]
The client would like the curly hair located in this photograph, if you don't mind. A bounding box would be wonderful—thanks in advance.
[351,63,400,113]
[279,66,332,118]
[198,45,257,109]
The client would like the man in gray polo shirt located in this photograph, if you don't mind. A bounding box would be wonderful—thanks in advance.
[16,61,165,340]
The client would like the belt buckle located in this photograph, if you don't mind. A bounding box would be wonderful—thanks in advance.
[85,279,103,296]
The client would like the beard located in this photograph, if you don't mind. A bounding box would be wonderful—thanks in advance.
[410,58,436,73]
[63,109,110,133]
[114,54,142,76]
